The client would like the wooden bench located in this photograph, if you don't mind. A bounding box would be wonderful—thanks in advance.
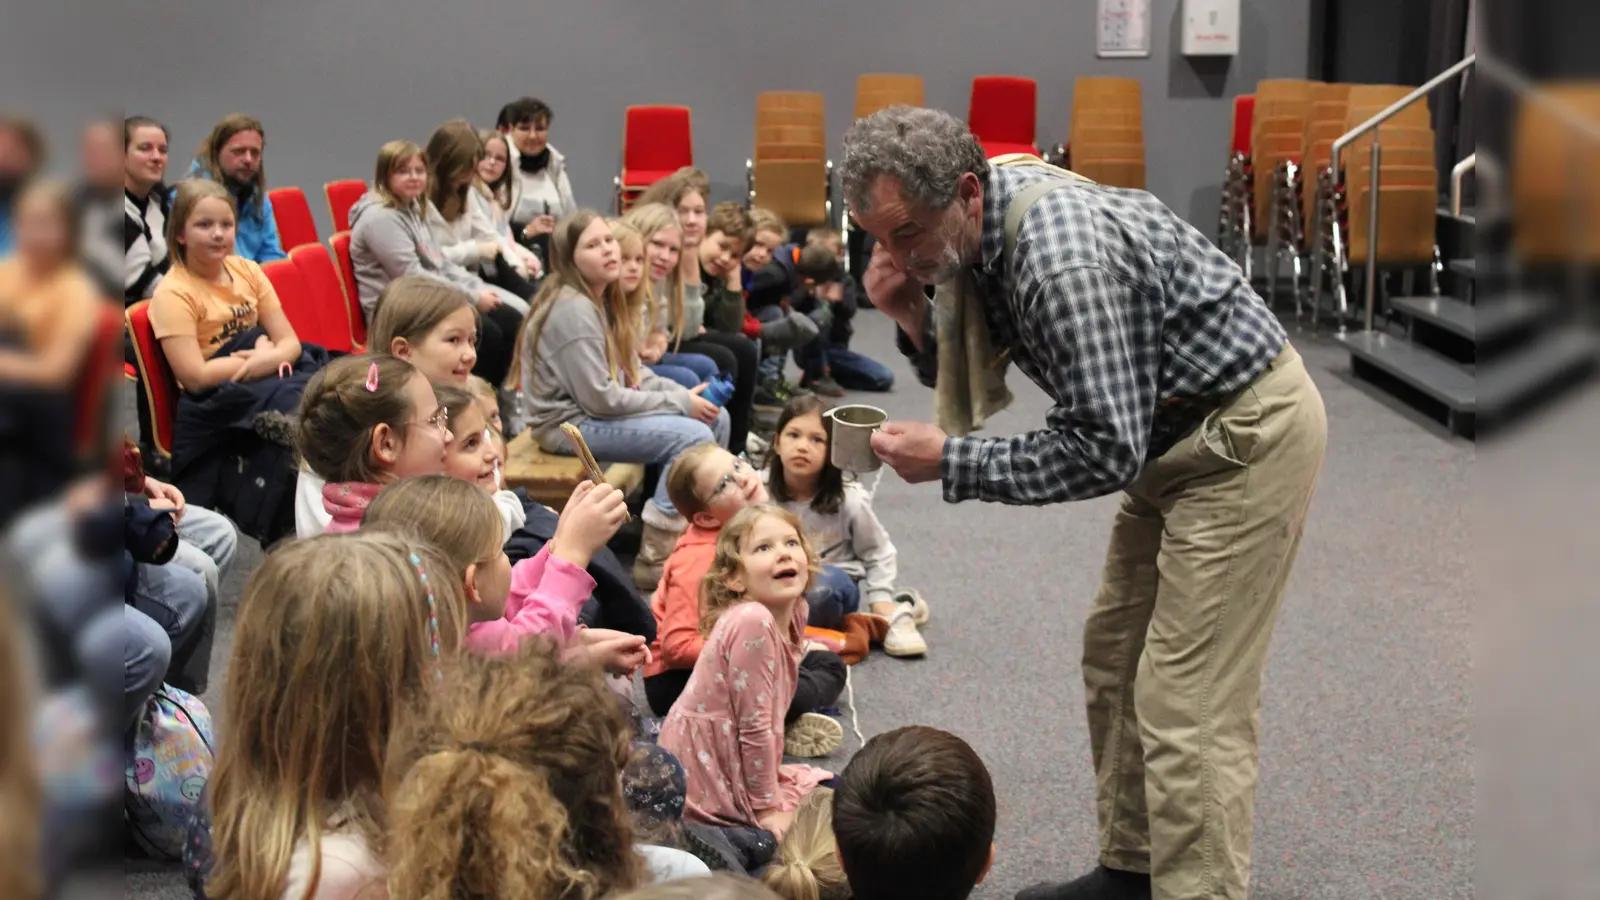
[503,430,646,509]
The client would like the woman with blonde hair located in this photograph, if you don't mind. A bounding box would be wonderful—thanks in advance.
[203,531,469,900]
[508,212,728,549]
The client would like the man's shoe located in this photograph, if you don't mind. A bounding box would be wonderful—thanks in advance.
[1015,866,1152,900]
[802,374,847,397]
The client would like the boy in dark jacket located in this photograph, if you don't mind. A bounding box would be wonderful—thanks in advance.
[747,229,894,395]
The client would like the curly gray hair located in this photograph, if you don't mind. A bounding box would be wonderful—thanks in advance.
[840,106,989,216]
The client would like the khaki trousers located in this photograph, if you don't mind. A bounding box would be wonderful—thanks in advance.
[1083,344,1328,900]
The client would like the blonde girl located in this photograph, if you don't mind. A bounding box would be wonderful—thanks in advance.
[614,211,719,392]
[205,531,468,900]
[624,193,757,464]
[507,211,727,536]
[363,474,629,660]
[759,789,849,900]
[657,505,831,841]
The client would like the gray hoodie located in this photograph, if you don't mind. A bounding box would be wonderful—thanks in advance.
[521,286,695,449]
[346,192,487,317]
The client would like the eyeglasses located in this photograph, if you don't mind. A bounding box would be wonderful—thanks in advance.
[707,457,747,499]
[407,412,450,437]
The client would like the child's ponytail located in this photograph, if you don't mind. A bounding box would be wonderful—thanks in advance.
[758,789,849,900]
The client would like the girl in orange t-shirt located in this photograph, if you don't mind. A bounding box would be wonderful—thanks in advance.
[0,179,103,389]
[149,179,302,392]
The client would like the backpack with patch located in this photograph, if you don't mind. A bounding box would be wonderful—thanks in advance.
[126,684,215,859]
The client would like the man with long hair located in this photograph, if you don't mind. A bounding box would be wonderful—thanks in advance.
[181,113,285,262]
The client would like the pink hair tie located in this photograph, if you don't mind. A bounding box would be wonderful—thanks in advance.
[365,362,380,392]
[278,361,293,379]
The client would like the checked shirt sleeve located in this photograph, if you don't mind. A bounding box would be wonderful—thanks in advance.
[942,262,1155,505]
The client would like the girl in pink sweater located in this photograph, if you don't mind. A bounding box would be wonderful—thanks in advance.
[363,474,646,669]
[657,504,833,843]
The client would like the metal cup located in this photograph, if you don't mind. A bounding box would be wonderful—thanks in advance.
[826,404,888,473]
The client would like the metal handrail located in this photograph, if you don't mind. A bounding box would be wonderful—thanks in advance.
[1450,152,1476,216]
[1311,54,1476,332]
[1329,54,1477,184]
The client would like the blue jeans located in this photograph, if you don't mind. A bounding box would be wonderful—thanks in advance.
[649,364,702,390]
[657,352,719,384]
[131,559,213,696]
[806,564,861,629]
[121,605,171,732]
[574,410,731,518]
[795,339,895,392]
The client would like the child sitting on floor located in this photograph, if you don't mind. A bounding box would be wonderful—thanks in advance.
[294,354,451,535]
[832,726,998,900]
[384,643,709,899]
[200,531,468,900]
[642,445,846,760]
[764,395,929,657]
[656,505,836,872]
[297,276,480,535]
[462,375,656,641]
[362,473,638,665]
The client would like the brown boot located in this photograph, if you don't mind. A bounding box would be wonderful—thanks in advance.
[632,503,686,592]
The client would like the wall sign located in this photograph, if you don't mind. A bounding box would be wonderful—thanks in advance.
[1097,0,1152,58]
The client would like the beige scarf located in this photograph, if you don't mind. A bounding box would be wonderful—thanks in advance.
[933,155,1092,436]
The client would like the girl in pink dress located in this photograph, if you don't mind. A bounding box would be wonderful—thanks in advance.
[657,504,833,843]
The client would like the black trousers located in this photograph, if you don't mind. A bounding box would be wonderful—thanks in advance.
[480,253,540,301]
[644,649,846,723]
[473,302,525,388]
[675,332,758,454]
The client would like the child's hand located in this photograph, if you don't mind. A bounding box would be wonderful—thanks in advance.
[757,808,796,842]
[580,628,652,675]
[550,481,628,568]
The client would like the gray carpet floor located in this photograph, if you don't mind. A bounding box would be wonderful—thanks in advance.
[124,308,1474,900]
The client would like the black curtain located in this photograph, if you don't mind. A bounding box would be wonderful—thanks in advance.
[1426,0,1472,199]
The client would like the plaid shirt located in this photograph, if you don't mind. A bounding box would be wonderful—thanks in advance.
[898,163,1286,505]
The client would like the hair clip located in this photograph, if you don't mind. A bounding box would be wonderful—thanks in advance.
[365,362,380,392]
[408,551,443,679]
[278,361,293,380]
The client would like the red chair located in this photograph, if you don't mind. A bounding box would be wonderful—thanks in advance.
[308,235,366,350]
[616,106,693,211]
[262,257,345,354]
[324,180,367,233]
[968,75,1039,157]
[267,186,320,252]
[1231,95,1256,156]
[125,301,178,459]
[75,305,124,454]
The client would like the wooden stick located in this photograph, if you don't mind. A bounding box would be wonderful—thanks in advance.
[558,423,630,521]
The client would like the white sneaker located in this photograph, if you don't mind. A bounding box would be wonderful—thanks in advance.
[784,712,844,758]
[894,588,931,626]
[880,605,927,658]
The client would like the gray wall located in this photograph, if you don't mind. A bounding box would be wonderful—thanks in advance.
[5,0,1308,234]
